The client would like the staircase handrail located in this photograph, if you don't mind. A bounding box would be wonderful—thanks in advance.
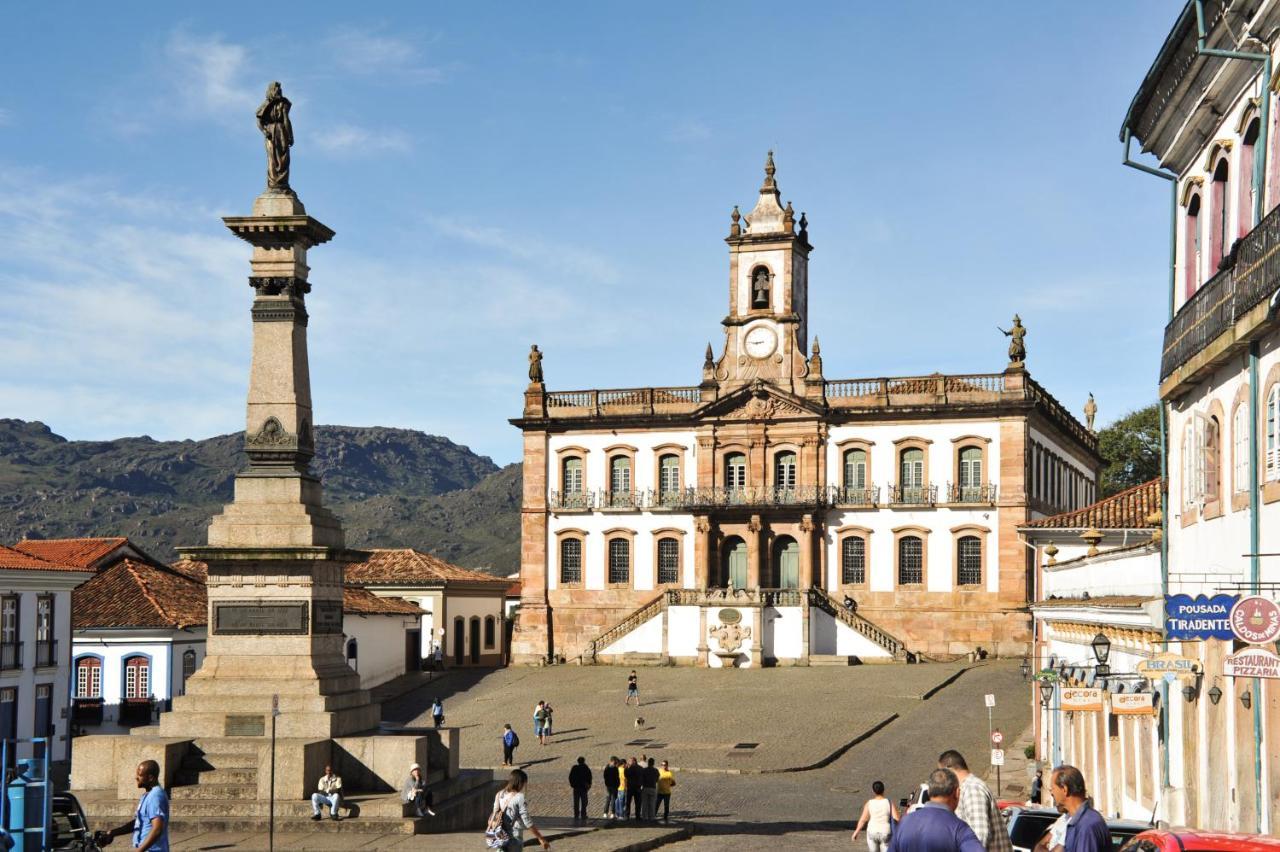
[805,588,907,658]
[587,590,669,660]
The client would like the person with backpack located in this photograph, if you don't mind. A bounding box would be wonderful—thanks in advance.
[502,723,520,767]
[486,769,550,851]
[431,697,445,729]
[568,756,592,821]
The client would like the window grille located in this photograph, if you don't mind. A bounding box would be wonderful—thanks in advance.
[897,536,923,585]
[657,537,680,584]
[559,538,582,584]
[841,537,865,585]
[608,538,631,585]
[957,536,982,586]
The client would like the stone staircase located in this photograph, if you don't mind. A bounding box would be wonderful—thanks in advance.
[804,588,911,661]
[82,737,499,835]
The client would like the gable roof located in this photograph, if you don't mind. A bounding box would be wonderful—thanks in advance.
[342,549,508,587]
[73,559,206,630]
[1022,479,1163,531]
[15,537,143,571]
[342,587,424,616]
[0,544,93,573]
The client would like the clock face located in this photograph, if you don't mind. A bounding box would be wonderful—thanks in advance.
[743,325,778,360]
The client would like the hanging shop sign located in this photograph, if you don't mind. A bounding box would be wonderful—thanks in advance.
[1060,687,1103,712]
[1223,646,1280,679]
[1229,596,1280,645]
[1164,593,1238,640]
[1110,693,1155,715]
[1135,652,1202,684]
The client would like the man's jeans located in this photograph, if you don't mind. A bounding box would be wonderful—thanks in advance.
[604,787,619,817]
[311,792,341,817]
[641,788,657,820]
[657,793,671,820]
[615,788,627,818]
[572,788,589,819]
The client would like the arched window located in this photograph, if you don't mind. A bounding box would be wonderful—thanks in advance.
[1205,415,1221,504]
[559,538,582,585]
[1241,118,1260,235]
[899,447,925,502]
[562,456,583,494]
[181,649,197,690]
[608,538,631,585]
[1184,192,1202,299]
[897,536,924,586]
[957,536,983,586]
[843,448,867,492]
[1234,403,1249,494]
[957,446,983,502]
[658,454,681,502]
[1210,157,1229,271]
[750,266,771,309]
[724,452,747,494]
[1267,385,1280,482]
[657,537,680,585]
[609,456,632,501]
[346,638,358,672]
[774,451,797,497]
[484,616,496,649]
[841,536,866,585]
[75,657,102,699]
[124,656,150,700]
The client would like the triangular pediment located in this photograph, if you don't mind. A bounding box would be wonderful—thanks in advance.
[695,380,823,422]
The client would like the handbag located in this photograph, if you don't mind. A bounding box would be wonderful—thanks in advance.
[484,794,510,849]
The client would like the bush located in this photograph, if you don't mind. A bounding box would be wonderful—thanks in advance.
[1023,744,1036,760]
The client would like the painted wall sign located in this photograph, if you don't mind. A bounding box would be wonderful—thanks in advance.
[1110,693,1155,715]
[1229,596,1280,645]
[1135,652,1202,684]
[1223,647,1280,679]
[1060,687,1103,712]
[1164,593,1238,640]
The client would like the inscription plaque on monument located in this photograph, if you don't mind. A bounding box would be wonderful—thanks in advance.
[214,601,310,635]
[225,714,266,737]
[313,600,343,634]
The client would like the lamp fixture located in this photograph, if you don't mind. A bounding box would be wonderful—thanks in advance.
[1095,663,1111,678]
[1241,690,1252,710]
[1039,681,1055,707]
[1208,684,1223,705]
[1020,658,1031,681]
[1091,632,1111,666]
[1182,684,1197,702]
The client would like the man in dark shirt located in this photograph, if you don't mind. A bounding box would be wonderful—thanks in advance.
[623,757,644,819]
[568,755,592,821]
[602,757,621,819]
[1051,765,1110,852]
[888,768,984,852]
[640,757,661,821]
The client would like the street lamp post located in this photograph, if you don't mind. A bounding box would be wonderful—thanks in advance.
[1090,632,1111,679]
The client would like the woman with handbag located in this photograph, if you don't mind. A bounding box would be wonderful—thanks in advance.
[851,780,899,852]
[486,769,550,851]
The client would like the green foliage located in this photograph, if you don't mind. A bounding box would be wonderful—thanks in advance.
[1097,403,1161,496]
[0,419,520,573]
[1023,744,1036,760]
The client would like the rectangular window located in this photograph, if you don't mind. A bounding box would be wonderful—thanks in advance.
[0,597,18,670]
[76,659,102,698]
[957,537,983,586]
[1233,406,1248,492]
[34,684,52,739]
[841,537,866,585]
[559,539,582,585]
[35,596,53,668]
[125,658,150,699]
[659,455,681,501]
[657,538,680,585]
[897,537,923,585]
[608,539,630,585]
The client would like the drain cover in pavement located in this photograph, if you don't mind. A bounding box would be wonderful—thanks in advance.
[733,742,759,749]
[625,739,651,746]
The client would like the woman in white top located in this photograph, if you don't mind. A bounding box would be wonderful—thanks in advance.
[492,769,550,852]
[851,780,900,852]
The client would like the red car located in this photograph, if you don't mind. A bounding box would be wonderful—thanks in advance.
[1122,829,1280,851]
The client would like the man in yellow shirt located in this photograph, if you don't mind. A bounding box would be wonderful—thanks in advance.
[656,760,676,822]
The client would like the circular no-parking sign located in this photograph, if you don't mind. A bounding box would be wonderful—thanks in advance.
[991,731,1003,745]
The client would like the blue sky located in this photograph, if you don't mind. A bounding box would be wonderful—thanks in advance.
[0,5,1175,466]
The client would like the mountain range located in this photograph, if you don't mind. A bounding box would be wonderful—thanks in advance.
[0,419,521,575]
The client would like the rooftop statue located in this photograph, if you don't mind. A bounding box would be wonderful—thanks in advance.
[999,314,1027,366]
[256,81,294,192]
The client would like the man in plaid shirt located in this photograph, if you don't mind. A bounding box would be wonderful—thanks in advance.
[938,750,1012,852]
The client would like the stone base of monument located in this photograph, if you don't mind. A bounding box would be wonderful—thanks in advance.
[72,728,499,834]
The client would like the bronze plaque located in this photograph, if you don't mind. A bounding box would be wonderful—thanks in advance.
[214,601,309,635]
[225,715,266,736]
[313,600,343,634]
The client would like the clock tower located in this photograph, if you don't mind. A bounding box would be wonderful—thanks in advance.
[714,152,813,393]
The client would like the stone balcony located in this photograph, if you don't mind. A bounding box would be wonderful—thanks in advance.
[547,482,997,513]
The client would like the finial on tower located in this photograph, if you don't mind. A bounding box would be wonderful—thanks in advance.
[730,205,741,237]
[799,211,808,242]
[702,342,717,384]
[784,201,795,234]
[762,150,777,191]
[808,336,824,378]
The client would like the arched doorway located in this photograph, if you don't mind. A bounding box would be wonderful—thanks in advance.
[773,536,799,589]
[453,618,465,665]
[469,618,481,664]
[722,537,747,590]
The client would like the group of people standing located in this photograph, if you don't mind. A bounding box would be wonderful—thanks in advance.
[582,754,675,822]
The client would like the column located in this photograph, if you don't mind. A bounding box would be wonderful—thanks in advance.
[694,517,711,589]
[746,516,762,588]
[800,514,816,588]
[696,606,709,667]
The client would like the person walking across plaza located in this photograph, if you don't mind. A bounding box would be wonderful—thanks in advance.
[938,750,1011,852]
[568,756,592,821]
[656,759,676,822]
[502,723,520,767]
[1049,765,1109,852]
[431,697,445,729]
[402,762,436,817]
[623,756,643,819]
[851,779,900,852]
[489,769,551,852]
[625,670,640,706]
[543,703,554,738]
[533,700,548,745]
[93,759,170,851]
[310,764,343,821]
[640,757,660,821]
[601,757,620,819]
[886,768,983,852]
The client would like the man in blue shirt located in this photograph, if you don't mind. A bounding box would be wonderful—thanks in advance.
[94,759,169,851]
[1050,765,1110,852]
[889,768,984,852]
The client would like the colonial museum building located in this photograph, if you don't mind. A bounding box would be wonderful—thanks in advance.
[511,156,1101,666]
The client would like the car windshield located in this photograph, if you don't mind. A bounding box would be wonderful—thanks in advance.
[1010,812,1058,848]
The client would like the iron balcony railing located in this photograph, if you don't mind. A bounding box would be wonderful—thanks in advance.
[828,485,879,506]
[34,639,56,669]
[0,642,21,671]
[946,483,998,504]
[1161,203,1280,380]
[549,490,594,511]
[887,484,938,506]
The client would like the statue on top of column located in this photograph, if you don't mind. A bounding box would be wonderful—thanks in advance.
[999,314,1027,367]
[528,344,544,384]
[1084,392,1098,432]
[256,82,294,192]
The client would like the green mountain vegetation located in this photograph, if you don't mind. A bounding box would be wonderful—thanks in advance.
[0,419,521,575]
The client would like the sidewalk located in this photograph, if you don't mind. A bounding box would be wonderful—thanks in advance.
[983,721,1039,803]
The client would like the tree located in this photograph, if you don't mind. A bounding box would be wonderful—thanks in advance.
[1096,403,1161,496]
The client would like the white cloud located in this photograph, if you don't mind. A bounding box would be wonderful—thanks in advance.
[164,31,257,122]
[312,123,411,155]
[323,27,445,82]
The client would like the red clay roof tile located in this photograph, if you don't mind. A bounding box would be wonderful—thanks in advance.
[1023,478,1163,530]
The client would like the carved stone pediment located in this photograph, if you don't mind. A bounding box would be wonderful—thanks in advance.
[699,381,821,422]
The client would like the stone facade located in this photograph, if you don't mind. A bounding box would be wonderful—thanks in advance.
[511,157,1101,664]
